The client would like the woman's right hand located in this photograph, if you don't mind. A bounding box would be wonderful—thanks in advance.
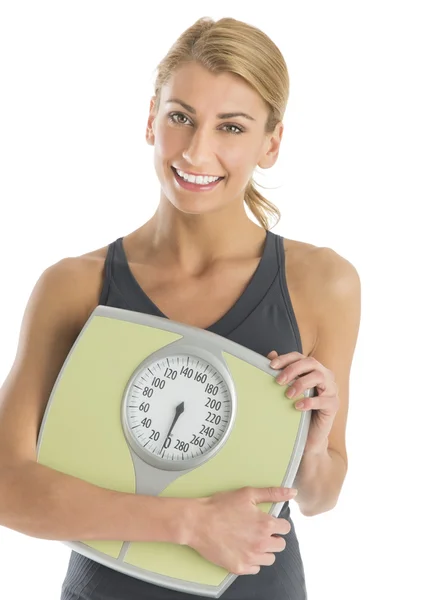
[186,486,297,575]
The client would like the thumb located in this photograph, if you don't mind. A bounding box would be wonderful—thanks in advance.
[251,486,298,504]
[267,350,279,359]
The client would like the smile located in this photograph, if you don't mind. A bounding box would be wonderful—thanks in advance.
[171,167,224,191]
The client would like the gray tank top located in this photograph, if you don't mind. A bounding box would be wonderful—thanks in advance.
[60,229,308,599]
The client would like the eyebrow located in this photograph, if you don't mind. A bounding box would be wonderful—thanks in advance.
[166,98,256,121]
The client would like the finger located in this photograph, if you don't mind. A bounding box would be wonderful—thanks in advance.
[284,371,325,397]
[269,351,305,369]
[294,392,339,415]
[255,552,277,566]
[277,357,328,385]
[267,350,279,359]
[286,373,338,400]
[272,517,292,536]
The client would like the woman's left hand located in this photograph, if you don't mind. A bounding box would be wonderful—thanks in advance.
[267,350,340,454]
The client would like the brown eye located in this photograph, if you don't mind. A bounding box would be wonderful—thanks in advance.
[222,124,244,135]
[168,112,243,135]
[169,112,191,125]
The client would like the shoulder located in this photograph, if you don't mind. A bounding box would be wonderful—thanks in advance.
[54,243,109,283]
[308,245,361,317]
[283,237,360,298]
[40,243,111,320]
[283,238,361,351]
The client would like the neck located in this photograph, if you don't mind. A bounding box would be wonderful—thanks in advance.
[139,197,267,276]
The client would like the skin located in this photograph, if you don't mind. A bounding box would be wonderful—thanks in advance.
[81,60,361,507]
[0,58,360,582]
[143,60,284,273]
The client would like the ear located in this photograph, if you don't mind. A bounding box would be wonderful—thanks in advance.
[257,122,284,169]
[146,96,158,146]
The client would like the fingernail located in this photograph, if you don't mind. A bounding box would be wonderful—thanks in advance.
[270,359,281,368]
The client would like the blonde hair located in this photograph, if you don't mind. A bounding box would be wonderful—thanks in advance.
[152,17,290,230]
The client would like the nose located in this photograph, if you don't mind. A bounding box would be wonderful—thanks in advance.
[182,125,214,168]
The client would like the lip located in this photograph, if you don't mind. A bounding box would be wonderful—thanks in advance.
[173,167,224,179]
[171,167,224,192]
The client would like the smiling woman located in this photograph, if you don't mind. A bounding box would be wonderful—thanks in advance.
[0,14,360,600]
[145,19,289,229]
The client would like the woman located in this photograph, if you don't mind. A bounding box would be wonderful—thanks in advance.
[0,16,360,600]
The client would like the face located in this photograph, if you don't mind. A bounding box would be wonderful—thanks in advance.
[146,61,283,215]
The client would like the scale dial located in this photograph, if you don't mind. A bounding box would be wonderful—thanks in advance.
[122,349,236,471]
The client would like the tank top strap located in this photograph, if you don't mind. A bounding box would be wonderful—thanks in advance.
[98,239,117,306]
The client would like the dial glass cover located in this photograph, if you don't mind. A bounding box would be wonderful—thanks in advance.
[123,353,233,464]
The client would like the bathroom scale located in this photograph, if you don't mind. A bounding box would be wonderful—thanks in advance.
[36,305,315,598]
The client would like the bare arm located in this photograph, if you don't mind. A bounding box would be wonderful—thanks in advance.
[0,259,196,545]
[293,251,360,516]
[0,460,194,543]
[0,258,301,577]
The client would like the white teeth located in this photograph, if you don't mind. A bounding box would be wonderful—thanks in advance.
[176,168,221,185]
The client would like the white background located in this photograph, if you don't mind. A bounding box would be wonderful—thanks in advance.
[0,1,441,599]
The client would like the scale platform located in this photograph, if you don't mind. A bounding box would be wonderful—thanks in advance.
[36,305,314,597]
